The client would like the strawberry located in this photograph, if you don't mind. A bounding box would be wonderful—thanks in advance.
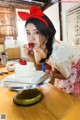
[10,64,14,66]
[18,59,22,64]
[28,43,34,48]
[18,59,27,65]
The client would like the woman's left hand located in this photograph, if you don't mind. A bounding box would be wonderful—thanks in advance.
[50,69,67,79]
[33,48,47,64]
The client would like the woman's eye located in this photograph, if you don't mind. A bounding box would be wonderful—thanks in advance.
[26,32,30,35]
[35,31,40,35]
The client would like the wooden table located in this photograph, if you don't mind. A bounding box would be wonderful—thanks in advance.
[0,67,80,120]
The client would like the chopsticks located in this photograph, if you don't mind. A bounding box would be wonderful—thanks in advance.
[0,71,8,75]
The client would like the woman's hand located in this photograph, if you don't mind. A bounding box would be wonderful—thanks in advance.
[23,44,35,61]
[50,69,66,79]
[23,44,42,70]
[33,48,47,64]
[45,69,67,84]
[23,44,33,56]
[44,58,67,83]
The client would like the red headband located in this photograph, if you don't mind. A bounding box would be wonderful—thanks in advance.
[18,6,48,26]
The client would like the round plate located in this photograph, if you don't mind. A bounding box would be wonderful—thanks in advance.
[13,89,43,106]
[1,71,50,91]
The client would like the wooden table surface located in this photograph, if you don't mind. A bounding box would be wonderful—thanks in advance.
[0,67,80,120]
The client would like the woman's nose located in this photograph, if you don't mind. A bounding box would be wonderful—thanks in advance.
[29,34,35,42]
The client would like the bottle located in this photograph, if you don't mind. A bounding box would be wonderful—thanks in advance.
[0,57,2,65]
[1,52,7,65]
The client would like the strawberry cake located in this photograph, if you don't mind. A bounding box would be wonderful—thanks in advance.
[15,59,36,78]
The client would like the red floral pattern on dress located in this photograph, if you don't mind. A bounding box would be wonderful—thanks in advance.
[73,58,80,94]
[54,64,78,94]
[71,61,75,66]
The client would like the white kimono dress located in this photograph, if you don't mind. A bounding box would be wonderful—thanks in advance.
[50,41,80,94]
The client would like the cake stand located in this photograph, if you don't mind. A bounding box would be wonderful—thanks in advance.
[1,71,51,106]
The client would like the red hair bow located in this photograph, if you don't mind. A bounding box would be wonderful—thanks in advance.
[18,6,48,26]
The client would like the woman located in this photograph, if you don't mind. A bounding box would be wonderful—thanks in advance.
[18,6,80,95]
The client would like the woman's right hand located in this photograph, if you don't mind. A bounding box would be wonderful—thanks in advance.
[23,44,29,55]
[23,44,42,70]
[23,44,34,61]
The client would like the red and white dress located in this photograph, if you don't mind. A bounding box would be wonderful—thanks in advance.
[50,41,80,94]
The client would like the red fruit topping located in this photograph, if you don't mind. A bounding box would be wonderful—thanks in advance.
[45,63,52,70]
[18,59,27,65]
[28,43,34,48]
[10,64,14,66]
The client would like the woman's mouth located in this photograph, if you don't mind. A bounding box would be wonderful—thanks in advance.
[28,43,34,49]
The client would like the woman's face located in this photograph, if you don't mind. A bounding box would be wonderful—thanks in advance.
[26,23,47,49]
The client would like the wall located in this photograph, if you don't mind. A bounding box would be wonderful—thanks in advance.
[62,2,79,42]
[44,2,79,42]
[44,2,60,40]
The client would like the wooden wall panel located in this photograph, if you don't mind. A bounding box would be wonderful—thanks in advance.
[0,7,11,13]
[0,6,17,39]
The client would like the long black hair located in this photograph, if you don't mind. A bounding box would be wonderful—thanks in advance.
[25,15,56,63]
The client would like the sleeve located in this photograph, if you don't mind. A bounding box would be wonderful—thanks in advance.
[56,58,71,78]
[51,53,71,78]
[51,43,72,78]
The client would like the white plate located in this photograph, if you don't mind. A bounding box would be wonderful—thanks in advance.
[1,71,50,90]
